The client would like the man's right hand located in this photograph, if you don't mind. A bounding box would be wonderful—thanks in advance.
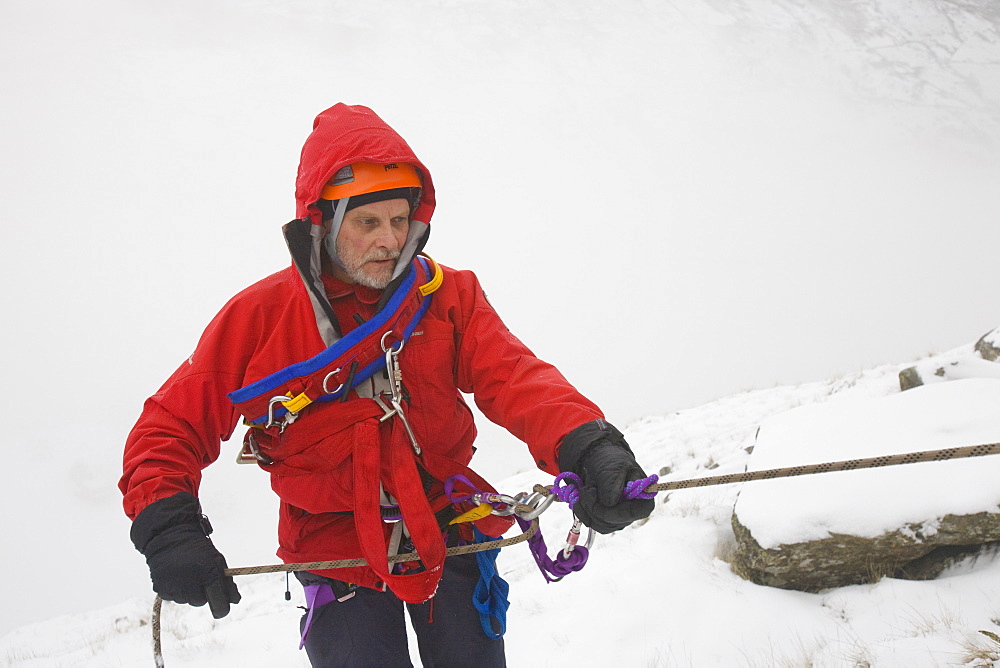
[130,492,241,619]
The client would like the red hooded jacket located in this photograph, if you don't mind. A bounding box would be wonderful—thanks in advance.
[120,103,603,600]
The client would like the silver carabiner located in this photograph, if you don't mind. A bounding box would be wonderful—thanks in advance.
[516,489,557,521]
[265,395,292,430]
[379,330,421,455]
[389,394,422,455]
[387,359,405,405]
[475,492,518,516]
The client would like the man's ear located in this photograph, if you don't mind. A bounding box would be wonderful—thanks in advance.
[316,198,335,221]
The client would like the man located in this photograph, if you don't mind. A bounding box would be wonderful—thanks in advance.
[121,103,654,667]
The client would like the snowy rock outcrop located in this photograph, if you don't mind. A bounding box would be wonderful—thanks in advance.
[899,326,1000,390]
[730,378,1000,592]
[976,327,1000,362]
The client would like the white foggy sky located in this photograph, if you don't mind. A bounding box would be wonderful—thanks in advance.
[0,0,998,635]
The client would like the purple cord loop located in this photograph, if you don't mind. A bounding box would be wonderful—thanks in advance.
[444,474,517,514]
[551,471,658,507]
[516,516,589,583]
[622,474,659,500]
[551,472,583,508]
[444,474,481,503]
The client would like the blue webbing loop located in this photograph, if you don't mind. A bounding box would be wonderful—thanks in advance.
[471,526,510,639]
[229,257,435,424]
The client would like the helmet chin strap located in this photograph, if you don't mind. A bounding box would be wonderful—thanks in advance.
[322,196,350,271]
[391,220,428,281]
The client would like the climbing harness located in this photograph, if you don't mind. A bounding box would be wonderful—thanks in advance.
[147,435,1000,666]
[226,252,487,606]
[228,254,441,436]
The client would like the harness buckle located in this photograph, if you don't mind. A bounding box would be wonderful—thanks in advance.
[322,367,344,395]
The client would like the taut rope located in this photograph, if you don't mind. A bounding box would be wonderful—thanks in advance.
[641,441,1000,493]
[151,520,538,665]
[149,441,1000,666]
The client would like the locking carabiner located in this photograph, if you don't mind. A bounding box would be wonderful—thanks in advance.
[561,515,595,559]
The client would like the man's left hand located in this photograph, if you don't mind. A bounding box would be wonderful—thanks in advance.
[557,419,655,534]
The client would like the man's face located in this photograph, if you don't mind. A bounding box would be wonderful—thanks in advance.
[331,198,411,289]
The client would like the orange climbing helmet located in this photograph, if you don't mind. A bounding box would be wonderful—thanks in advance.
[321,161,422,201]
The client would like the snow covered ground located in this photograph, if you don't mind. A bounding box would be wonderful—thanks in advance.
[5,342,1000,667]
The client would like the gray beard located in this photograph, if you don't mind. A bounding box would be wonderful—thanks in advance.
[335,238,400,290]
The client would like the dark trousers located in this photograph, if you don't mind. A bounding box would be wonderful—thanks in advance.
[297,553,506,667]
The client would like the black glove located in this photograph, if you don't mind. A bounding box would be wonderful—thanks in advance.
[130,492,241,619]
[557,419,655,534]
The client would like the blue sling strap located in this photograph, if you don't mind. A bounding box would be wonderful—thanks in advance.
[228,255,441,428]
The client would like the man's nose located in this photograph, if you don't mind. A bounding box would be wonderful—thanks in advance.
[374,223,400,249]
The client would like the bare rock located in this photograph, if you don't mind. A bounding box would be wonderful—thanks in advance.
[732,511,1000,591]
[730,379,1000,592]
[976,327,1000,362]
[899,326,1000,391]
[898,366,924,391]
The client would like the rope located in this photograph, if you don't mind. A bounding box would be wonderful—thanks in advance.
[623,475,659,499]
[149,440,1000,666]
[151,520,538,666]
[550,472,583,507]
[152,595,163,668]
[642,441,1000,493]
[225,519,538,576]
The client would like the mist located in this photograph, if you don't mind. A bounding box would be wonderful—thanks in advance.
[1,0,997,636]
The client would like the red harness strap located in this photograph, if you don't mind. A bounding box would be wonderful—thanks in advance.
[352,417,447,602]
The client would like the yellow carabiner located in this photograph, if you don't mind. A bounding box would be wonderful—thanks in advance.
[449,502,494,525]
[418,253,444,296]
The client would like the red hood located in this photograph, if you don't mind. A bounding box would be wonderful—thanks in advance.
[294,103,436,227]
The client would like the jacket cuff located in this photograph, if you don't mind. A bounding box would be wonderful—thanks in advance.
[129,491,203,553]
[557,418,632,473]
